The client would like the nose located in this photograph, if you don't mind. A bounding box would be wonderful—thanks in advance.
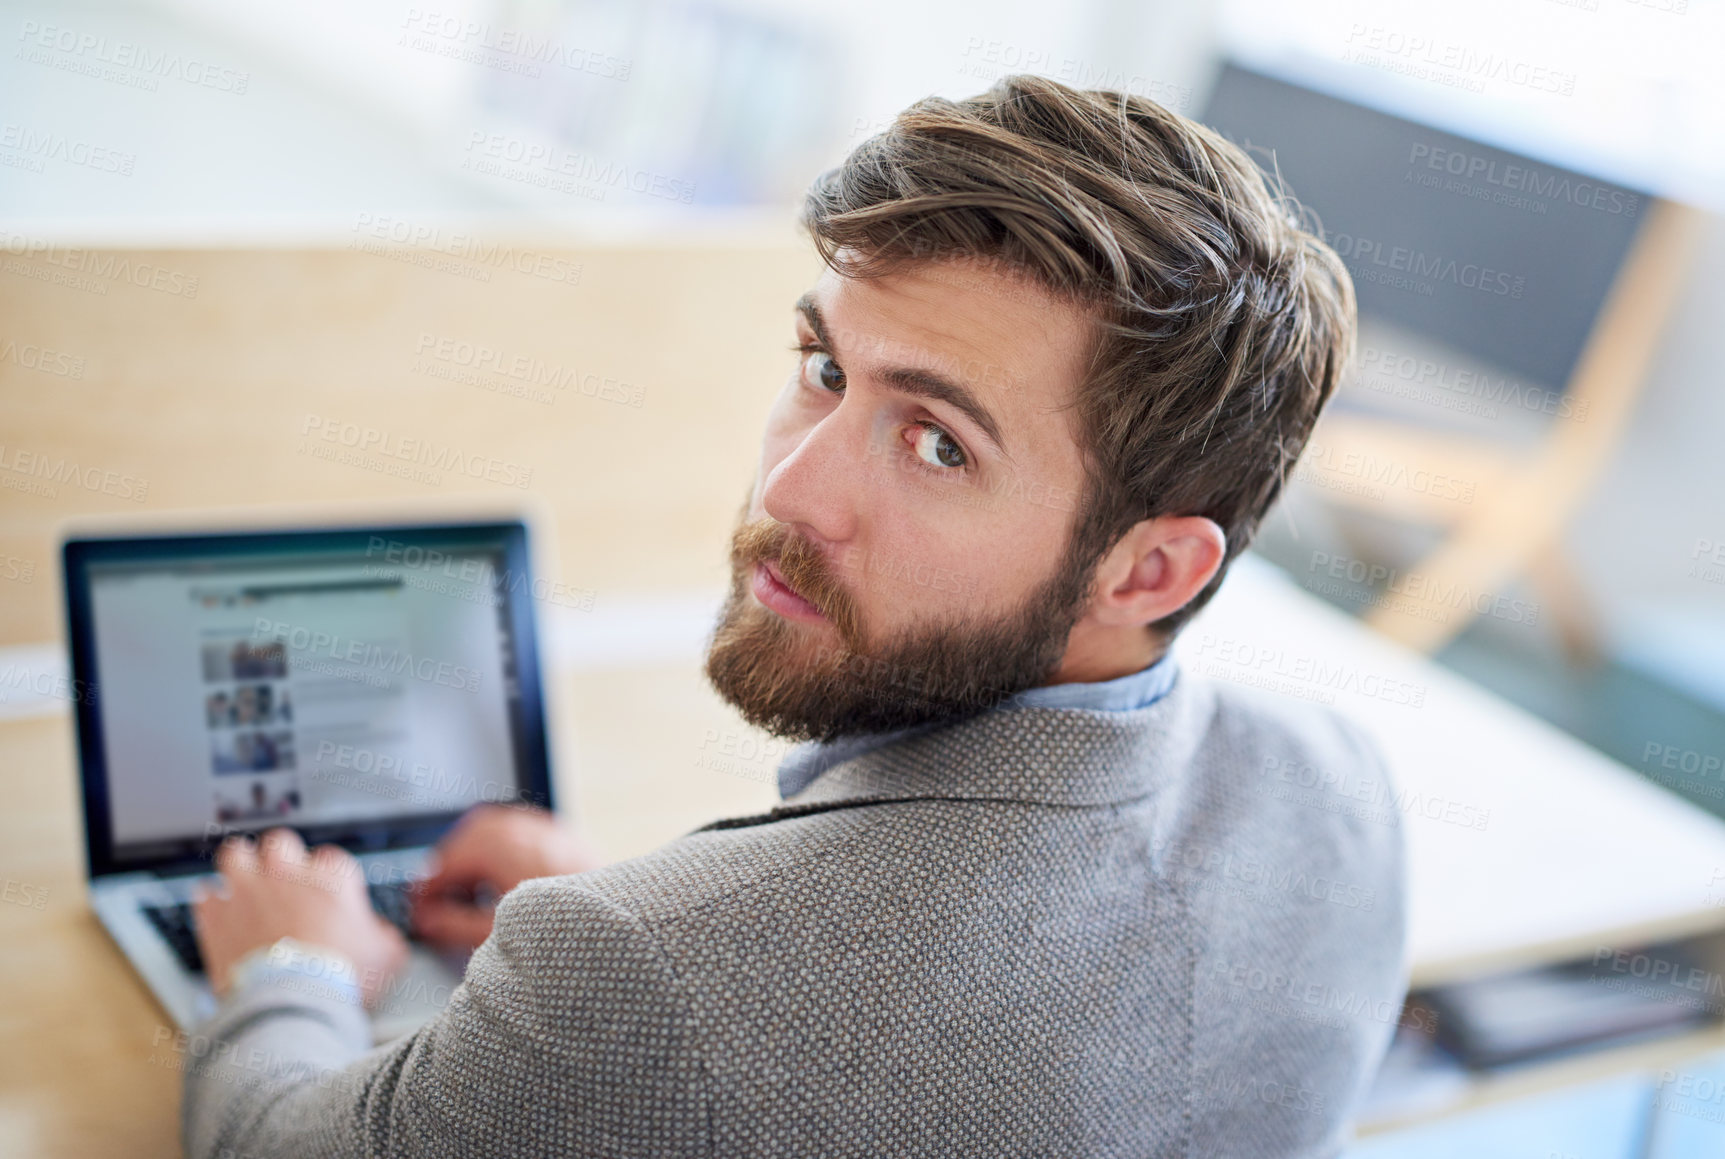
[759,402,864,547]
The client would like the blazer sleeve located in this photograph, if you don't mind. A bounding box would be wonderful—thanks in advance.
[181,876,712,1159]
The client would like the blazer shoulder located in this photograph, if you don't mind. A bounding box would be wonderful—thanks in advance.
[478,874,705,1032]
[517,814,870,936]
[1175,674,1408,892]
[1200,675,1403,803]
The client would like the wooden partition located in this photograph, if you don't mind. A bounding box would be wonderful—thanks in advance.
[0,227,826,646]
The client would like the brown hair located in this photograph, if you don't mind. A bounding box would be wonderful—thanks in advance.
[799,73,1356,643]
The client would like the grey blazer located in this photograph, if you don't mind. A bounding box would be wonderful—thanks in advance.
[182,668,1407,1158]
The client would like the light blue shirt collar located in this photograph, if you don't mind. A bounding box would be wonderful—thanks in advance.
[776,651,1181,799]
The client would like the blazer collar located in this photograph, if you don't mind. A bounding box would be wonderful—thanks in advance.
[776,664,1213,811]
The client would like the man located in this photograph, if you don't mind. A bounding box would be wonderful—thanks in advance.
[186,74,1405,1158]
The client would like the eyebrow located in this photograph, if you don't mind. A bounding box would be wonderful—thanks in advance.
[796,293,1010,459]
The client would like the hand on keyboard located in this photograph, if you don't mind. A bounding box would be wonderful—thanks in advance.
[147,877,418,976]
[412,804,603,953]
[190,827,410,1008]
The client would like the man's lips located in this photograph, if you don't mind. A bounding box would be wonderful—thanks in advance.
[751,559,827,624]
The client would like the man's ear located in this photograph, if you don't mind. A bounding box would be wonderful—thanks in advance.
[1086,516,1226,629]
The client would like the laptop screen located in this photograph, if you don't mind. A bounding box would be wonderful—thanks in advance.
[64,522,554,876]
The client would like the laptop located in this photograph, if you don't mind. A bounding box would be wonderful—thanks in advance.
[61,519,556,1041]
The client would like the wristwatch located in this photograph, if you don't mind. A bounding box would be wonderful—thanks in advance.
[226,936,364,1006]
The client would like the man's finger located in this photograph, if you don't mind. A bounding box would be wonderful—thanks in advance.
[415,826,495,896]
[415,860,479,899]
[258,827,306,866]
[190,877,228,904]
[413,897,495,952]
[215,835,258,876]
[309,842,360,884]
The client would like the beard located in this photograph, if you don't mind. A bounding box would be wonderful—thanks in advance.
[704,510,1097,745]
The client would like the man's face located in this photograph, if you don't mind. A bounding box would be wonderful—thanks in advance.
[705,255,1102,743]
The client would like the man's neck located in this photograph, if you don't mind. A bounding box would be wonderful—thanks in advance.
[1041,630,1168,686]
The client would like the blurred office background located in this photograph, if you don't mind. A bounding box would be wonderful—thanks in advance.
[2,0,1724,1154]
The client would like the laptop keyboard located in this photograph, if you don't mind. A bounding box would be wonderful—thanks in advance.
[141,900,205,973]
[143,879,419,975]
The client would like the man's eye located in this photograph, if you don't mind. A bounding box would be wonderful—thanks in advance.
[800,350,845,393]
[911,423,966,470]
